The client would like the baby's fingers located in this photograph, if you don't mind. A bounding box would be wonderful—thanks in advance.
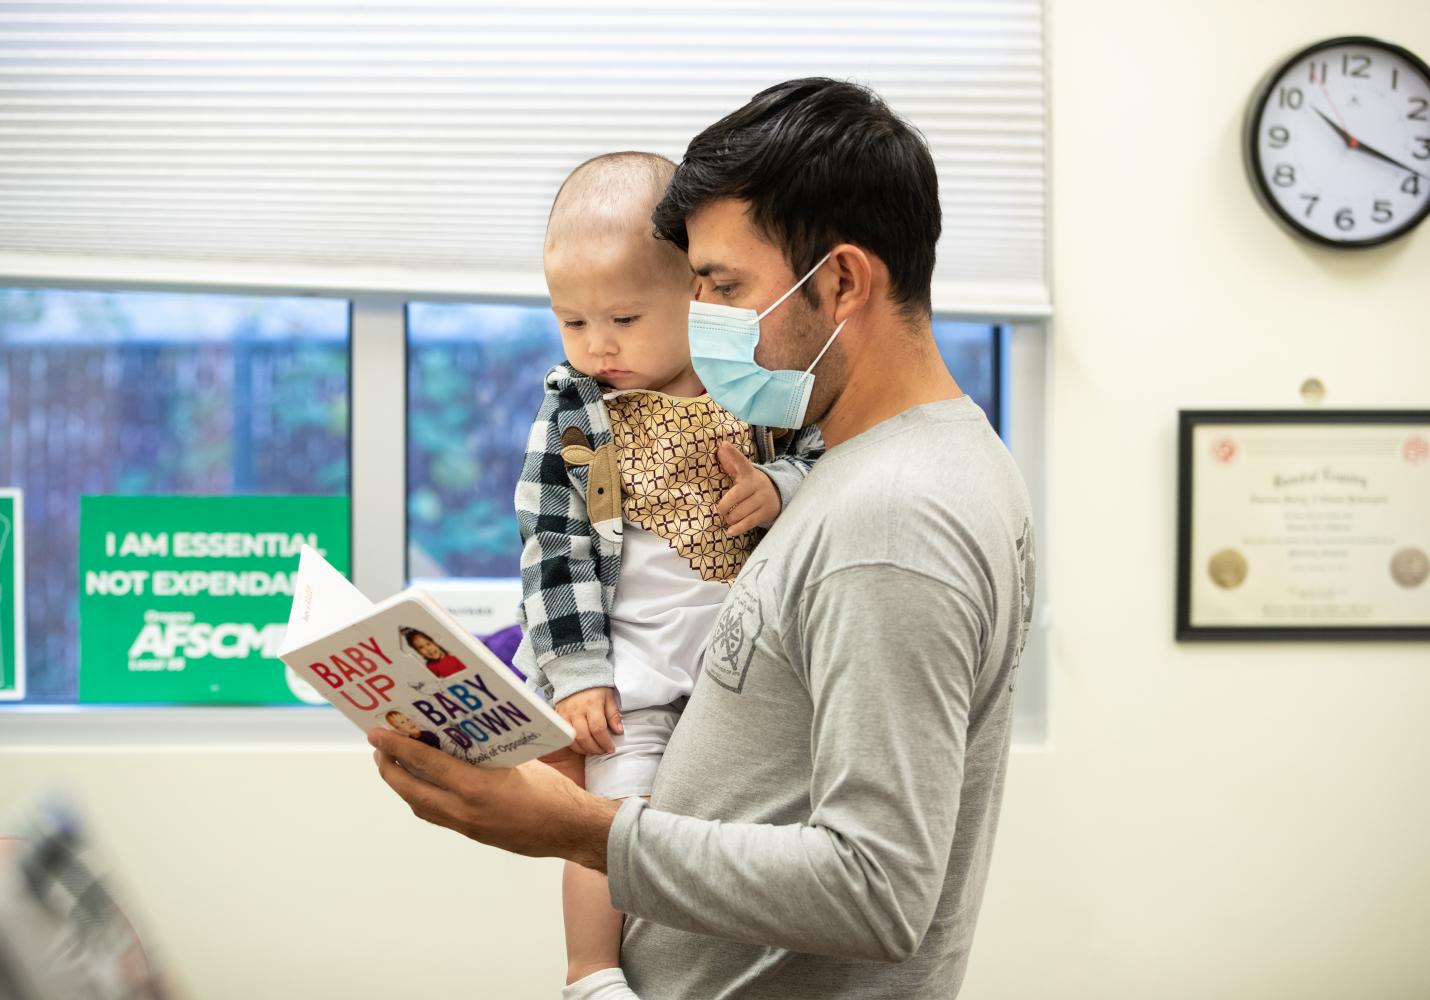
[605,695,624,736]
[585,704,615,755]
[717,479,756,521]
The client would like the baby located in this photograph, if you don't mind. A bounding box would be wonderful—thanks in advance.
[511,152,822,1000]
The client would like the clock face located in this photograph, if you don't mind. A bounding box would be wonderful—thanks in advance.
[1245,36,1430,247]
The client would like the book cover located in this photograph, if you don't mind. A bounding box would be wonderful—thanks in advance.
[278,546,572,767]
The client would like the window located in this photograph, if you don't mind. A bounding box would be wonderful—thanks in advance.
[1,291,1042,747]
[0,288,350,703]
[406,301,1003,585]
[406,302,560,581]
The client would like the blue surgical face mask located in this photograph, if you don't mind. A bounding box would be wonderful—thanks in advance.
[688,251,846,429]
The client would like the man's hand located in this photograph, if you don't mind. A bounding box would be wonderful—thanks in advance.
[555,686,623,756]
[368,728,620,872]
[716,442,781,536]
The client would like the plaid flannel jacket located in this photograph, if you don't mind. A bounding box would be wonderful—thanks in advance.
[513,362,825,705]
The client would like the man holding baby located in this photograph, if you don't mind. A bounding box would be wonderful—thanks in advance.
[372,77,1036,1000]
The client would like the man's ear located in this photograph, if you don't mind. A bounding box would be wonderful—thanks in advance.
[827,243,873,324]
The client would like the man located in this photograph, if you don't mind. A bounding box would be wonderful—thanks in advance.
[371,77,1036,999]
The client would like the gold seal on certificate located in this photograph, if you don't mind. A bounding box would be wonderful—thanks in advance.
[1391,548,1429,589]
[1207,549,1248,590]
[1177,411,1430,640]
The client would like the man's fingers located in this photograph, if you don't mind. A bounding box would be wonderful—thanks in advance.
[369,728,457,790]
[371,747,460,828]
[717,441,757,481]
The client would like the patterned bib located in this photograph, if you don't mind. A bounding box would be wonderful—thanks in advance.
[604,391,758,583]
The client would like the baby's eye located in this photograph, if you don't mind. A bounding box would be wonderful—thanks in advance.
[561,319,586,330]
[613,315,640,327]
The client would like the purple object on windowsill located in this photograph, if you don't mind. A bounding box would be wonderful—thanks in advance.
[477,624,525,681]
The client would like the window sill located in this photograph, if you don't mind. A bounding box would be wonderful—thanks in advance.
[0,705,362,752]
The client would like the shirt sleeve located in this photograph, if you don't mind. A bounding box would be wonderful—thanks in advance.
[514,393,614,703]
[755,425,826,513]
[607,562,985,962]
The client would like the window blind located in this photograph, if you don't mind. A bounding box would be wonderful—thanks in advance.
[0,0,1048,317]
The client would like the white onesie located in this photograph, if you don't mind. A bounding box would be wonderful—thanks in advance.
[583,389,758,799]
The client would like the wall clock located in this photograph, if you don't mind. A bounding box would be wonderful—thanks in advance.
[1244,36,1430,247]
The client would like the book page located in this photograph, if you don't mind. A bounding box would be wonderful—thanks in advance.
[278,544,372,655]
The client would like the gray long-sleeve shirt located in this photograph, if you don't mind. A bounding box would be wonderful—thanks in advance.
[606,395,1036,999]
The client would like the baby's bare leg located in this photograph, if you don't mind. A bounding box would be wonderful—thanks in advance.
[562,704,675,998]
[562,860,625,984]
[553,754,626,984]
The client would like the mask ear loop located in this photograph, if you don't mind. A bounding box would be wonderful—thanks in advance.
[755,250,835,322]
[804,319,848,375]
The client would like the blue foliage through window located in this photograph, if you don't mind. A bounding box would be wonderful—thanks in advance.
[407,302,1000,582]
[0,288,350,702]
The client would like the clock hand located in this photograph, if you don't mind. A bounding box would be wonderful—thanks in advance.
[1312,107,1426,178]
[1314,92,1427,179]
[1316,84,1361,146]
[1348,137,1427,180]
[1311,106,1358,149]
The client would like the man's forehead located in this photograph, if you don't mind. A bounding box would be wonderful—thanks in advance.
[686,199,783,276]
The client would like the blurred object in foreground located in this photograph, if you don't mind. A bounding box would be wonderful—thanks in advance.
[0,799,175,1000]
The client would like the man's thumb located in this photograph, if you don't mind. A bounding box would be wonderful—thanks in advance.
[718,441,755,479]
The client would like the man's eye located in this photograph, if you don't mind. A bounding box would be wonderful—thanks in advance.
[713,284,736,298]
[613,315,640,327]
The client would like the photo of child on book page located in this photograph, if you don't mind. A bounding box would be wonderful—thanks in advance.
[510,152,824,1000]
[398,625,467,678]
[384,708,442,749]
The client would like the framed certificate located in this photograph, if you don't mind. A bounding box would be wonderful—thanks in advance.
[1177,411,1430,641]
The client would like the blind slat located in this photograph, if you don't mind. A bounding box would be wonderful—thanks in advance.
[0,0,1048,318]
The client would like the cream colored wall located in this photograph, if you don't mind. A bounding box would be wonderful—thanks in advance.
[4,3,1430,998]
[0,749,565,998]
[961,2,1430,998]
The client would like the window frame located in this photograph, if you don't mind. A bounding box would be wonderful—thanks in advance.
[0,282,1049,750]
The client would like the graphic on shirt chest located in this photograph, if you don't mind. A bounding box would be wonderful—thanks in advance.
[605,392,757,583]
[704,560,767,694]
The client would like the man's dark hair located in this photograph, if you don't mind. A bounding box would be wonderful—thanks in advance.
[652,77,941,317]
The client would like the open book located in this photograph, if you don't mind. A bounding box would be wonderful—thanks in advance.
[278,546,572,767]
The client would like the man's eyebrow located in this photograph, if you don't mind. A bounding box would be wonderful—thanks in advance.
[692,262,738,278]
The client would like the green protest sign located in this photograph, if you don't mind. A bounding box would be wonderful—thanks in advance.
[79,495,350,704]
[0,489,24,701]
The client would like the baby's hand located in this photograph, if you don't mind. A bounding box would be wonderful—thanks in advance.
[555,686,623,756]
[717,442,781,536]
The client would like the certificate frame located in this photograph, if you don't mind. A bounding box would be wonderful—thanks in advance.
[1176,410,1430,642]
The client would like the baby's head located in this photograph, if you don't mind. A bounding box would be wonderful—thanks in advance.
[399,627,445,663]
[545,152,696,394]
[384,710,422,738]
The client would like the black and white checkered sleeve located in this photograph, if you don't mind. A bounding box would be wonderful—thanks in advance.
[513,390,615,702]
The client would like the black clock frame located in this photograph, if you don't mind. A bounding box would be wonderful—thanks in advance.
[1242,35,1430,249]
